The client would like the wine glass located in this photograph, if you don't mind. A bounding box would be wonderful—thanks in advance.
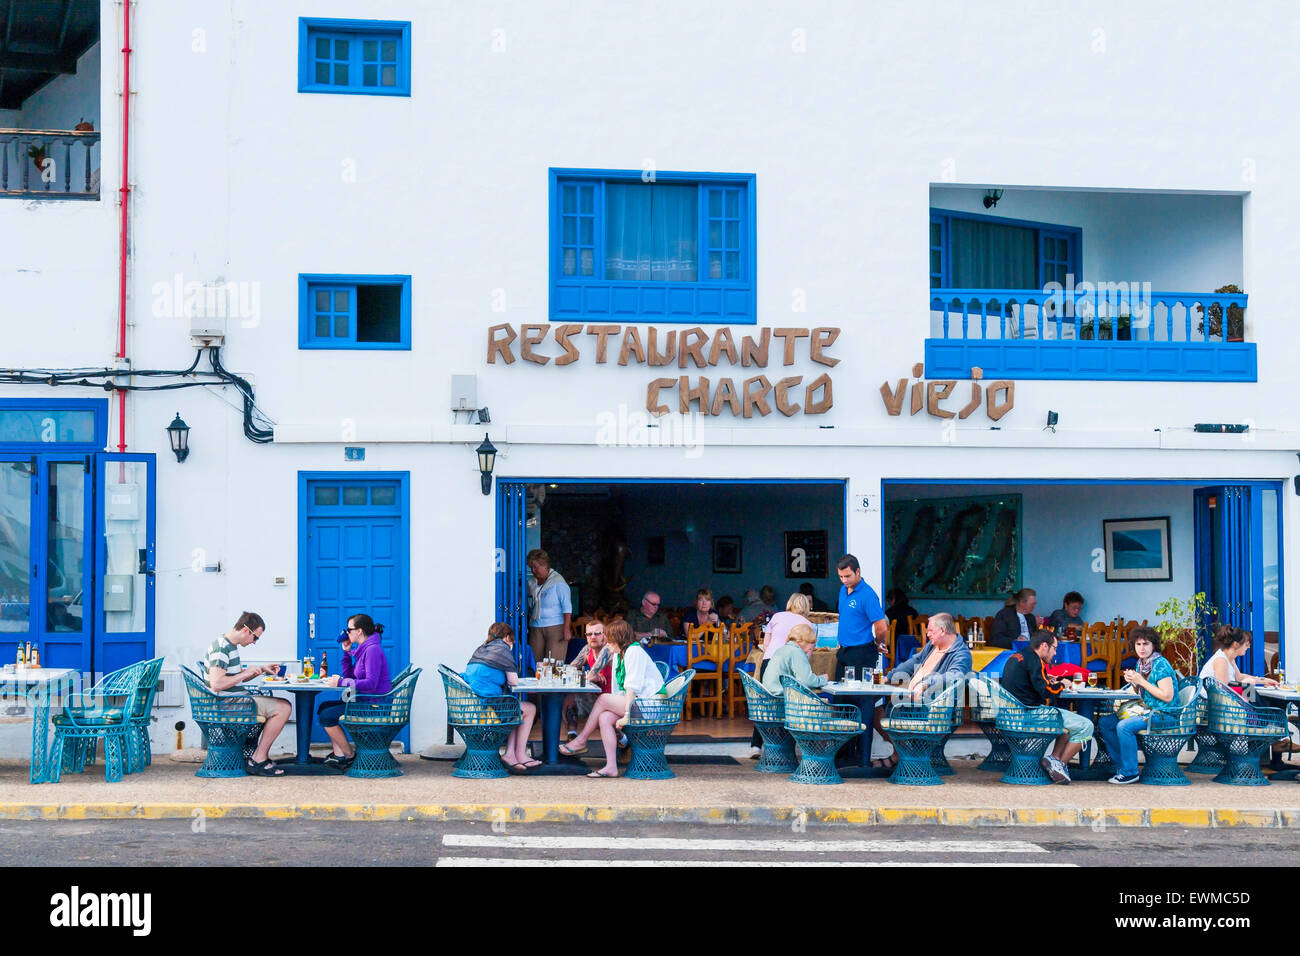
[844,667,855,686]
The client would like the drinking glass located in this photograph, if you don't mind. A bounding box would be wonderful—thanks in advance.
[1087,671,1098,688]
[844,667,855,685]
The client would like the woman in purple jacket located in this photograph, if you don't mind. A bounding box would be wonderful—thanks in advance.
[319,613,392,769]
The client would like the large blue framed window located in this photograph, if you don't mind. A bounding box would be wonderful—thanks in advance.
[550,169,757,324]
[298,274,412,350]
[298,19,411,96]
[929,208,1081,290]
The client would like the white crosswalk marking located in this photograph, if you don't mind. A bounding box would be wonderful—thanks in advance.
[437,857,1075,868]
[443,834,1050,854]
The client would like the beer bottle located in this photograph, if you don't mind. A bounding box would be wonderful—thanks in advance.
[15,642,24,668]
[25,642,32,667]
[30,646,39,668]
[320,651,328,678]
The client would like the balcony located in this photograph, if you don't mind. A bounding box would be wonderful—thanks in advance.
[925,286,1254,382]
[0,0,100,199]
[1,128,100,198]
[925,187,1252,381]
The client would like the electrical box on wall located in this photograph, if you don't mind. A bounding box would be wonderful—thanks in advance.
[190,310,226,347]
[103,575,134,611]
[451,375,477,411]
[107,485,140,520]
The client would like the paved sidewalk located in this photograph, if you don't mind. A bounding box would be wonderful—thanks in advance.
[2,756,1299,827]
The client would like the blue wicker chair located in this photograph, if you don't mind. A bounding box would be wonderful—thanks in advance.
[1204,676,1287,786]
[966,675,1011,772]
[739,671,797,773]
[125,657,166,773]
[781,676,864,785]
[881,680,963,786]
[437,664,522,779]
[624,670,695,780]
[1187,713,1227,775]
[47,660,147,783]
[340,667,422,778]
[180,665,265,777]
[1137,678,1201,786]
[992,682,1065,785]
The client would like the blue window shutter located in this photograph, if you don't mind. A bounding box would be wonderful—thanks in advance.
[299,19,411,96]
[560,181,598,278]
[930,214,947,288]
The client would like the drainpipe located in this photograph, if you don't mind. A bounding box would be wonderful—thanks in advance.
[115,0,133,452]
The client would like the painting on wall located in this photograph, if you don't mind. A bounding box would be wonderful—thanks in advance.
[784,530,828,578]
[712,535,742,574]
[886,494,1021,599]
[1103,516,1172,582]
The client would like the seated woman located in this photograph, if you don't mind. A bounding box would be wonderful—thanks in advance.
[762,623,828,696]
[1199,625,1278,695]
[750,593,816,753]
[460,622,541,773]
[681,588,721,630]
[1095,626,1178,785]
[559,619,666,778]
[318,613,392,769]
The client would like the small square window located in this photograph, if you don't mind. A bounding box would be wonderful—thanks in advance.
[300,275,411,350]
[314,486,340,506]
[342,487,367,505]
[370,486,397,506]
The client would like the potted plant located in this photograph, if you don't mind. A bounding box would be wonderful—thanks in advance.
[1196,284,1246,342]
[1153,592,1217,674]
[74,118,94,132]
[1077,315,1131,340]
[27,143,47,174]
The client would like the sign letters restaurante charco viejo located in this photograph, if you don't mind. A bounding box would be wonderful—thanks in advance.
[487,323,839,417]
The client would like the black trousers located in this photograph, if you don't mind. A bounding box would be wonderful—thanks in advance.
[835,644,879,761]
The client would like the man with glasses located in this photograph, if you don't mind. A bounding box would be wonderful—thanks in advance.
[628,591,672,641]
[565,618,614,739]
[204,611,291,776]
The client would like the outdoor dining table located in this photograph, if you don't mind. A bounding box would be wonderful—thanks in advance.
[515,677,600,775]
[1059,685,1137,779]
[0,666,77,784]
[647,641,689,677]
[1252,685,1300,780]
[250,677,346,775]
[821,680,915,778]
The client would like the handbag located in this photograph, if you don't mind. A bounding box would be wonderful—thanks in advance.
[1114,686,1151,721]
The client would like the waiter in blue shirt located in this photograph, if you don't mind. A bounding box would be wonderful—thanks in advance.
[835,554,888,678]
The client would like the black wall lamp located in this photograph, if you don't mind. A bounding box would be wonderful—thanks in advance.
[166,412,190,463]
[983,188,1004,209]
[476,433,497,495]
[1045,410,1058,433]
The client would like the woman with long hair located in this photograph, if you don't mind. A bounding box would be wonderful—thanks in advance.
[318,613,391,769]
[558,619,665,778]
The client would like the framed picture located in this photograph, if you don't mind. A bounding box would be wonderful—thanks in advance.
[784,529,828,578]
[1103,517,1172,582]
[885,493,1022,599]
[712,535,742,574]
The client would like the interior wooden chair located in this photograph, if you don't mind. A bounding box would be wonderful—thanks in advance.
[981,616,995,642]
[685,623,726,720]
[725,622,754,718]
[913,614,930,647]
[1081,622,1117,687]
[885,619,897,668]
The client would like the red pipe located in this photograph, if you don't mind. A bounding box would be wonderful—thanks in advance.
[116,0,132,452]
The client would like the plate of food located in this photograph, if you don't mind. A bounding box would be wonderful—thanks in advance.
[262,675,286,683]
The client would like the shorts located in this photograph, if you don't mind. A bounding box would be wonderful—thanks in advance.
[253,695,285,719]
[1057,706,1094,743]
[317,700,346,728]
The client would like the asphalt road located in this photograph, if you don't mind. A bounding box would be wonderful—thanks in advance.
[3,819,1299,866]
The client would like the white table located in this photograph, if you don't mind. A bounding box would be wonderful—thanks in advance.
[515,678,600,774]
[821,681,915,777]
[248,677,348,774]
[1058,687,1138,778]
[0,667,78,783]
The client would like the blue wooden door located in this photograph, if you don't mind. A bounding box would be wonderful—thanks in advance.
[495,481,528,671]
[92,454,156,676]
[301,474,409,742]
[1195,485,1266,676]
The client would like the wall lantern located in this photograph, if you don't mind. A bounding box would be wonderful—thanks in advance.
[1045,410,1059,433]
[476,433,497,495]
[166,412,190,463]
[983,188,1004,209]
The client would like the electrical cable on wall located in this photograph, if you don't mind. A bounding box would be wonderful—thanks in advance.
[0,346,275,444]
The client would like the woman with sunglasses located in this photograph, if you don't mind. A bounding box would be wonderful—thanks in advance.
[317,613,392,769]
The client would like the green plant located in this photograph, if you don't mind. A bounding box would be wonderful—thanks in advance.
[27,143,47,171]
[1078,314,1131,340]
[1154,592,1217,669]
[1196,284,1245,340]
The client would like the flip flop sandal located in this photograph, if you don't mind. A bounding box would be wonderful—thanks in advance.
[520,759,543,769]
[247,758,285,777]
[586,769,616,778]
[506,763,532,775]
[559,742,588,756]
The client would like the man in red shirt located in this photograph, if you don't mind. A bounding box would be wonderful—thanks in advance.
[565,619,614,738]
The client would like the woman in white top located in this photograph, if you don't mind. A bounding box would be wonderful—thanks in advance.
[1199,625,1277,696]
[559,619,665,777]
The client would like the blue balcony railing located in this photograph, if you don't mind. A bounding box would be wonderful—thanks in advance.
[925,287,1255,382]
[0,129,100,199]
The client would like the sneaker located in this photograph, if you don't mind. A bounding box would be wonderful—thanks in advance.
[566,731,578,740]
[322,752,354,769]
[1108,773,1140,785]
[749,746,762,760]
[1041,756,1070,785]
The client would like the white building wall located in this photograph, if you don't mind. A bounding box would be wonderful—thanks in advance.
[1,0,1298,751]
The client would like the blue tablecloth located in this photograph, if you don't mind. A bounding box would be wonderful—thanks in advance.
[647,642,690,677]
[1007,639,1081,666]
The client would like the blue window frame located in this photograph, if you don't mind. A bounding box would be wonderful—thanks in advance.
[298,274,412,350]
[929,208,1081,290]
[550,168,757,324]
[298,19,411,96]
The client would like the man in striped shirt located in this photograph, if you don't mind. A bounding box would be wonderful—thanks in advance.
[204,611,291,776]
